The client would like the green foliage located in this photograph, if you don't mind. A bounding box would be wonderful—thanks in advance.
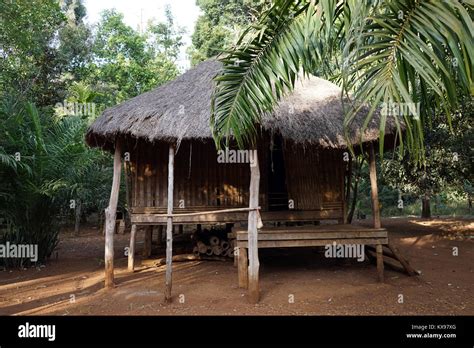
[0,0,65,105]
[0,101,61,267]
[84,9,182,105]
[382,96,472,194]
[147,5,185,61]
[211,0,323,148]
[0,95,115,267]
[188,0,271,65]
[211,0,473,164]
[0,1,184,267]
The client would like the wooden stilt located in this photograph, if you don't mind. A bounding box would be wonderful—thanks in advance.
[368,143,381,229]
[247,149,260,303]
[233,248,238,267]
[376,244,384,282]
[387,243,417,276]
[128,224,137,272]
[369,143,383,281]
[157,225,164,246]
[104,141,122,289]
[143,226,152,257]
[123,159,132,230]
[238,247,248,288]
[164,145,175,303]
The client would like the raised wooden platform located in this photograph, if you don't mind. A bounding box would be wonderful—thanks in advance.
[233,224,388,287]
[233,224,388,248]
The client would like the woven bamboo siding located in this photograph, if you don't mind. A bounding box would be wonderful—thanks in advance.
[126,138,343,215]
[127,140,255,211]
[320,149,344,204]
[283,145,344,211]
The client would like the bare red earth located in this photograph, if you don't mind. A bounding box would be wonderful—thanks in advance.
[0,217,472,315]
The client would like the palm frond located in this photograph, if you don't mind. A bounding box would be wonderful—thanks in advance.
[343,0,473,162]
[211,0,343,148]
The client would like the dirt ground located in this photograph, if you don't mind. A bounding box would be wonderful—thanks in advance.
[0,217,472,315]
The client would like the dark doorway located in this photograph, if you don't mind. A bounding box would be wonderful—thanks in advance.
[267,135,289,211]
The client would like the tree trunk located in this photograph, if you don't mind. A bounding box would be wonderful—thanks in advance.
[347,177,359,224]
[421,192,431,218]
[368,144,381,229]
[347,156,364,224]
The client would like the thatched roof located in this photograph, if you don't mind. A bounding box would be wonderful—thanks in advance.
[86,59,398,150]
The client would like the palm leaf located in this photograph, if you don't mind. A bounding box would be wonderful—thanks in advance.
[211,0,343,148]
[343,0,473,163]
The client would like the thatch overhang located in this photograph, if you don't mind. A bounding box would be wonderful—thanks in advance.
[86,59,399,152]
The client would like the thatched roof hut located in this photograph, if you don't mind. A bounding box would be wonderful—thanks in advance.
[86,59,397,151]
[90,59,396,299]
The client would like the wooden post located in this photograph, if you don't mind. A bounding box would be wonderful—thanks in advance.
[157,225,164,246]
[343,155,352,224]
[128,224,137,272]
[368,143,381,229]
[104,141,122,289]
[376,244,384,282]
[143,226,153,257]
[123,159,132,230]
[247,149,260,303]
[238,247,248,288]
[164,144,175,302]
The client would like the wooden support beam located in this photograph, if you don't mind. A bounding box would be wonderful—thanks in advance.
[164,144,175,303]
[128,224,137,272]
[387,243,417,276]
[376,244,384,282]
[343,155,352,224]
[143,226,152,257]
[104,141,122,289]
[368,143,381,229]
[149,206,261,217]
[247,149,260,303]
[238,247,248,288]
[157,225,164,246]
[367,248,405,274]
[123,158,132,229]
[130,208,340,224]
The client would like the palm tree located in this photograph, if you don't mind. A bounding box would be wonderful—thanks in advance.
[211,0,473,162]
[0,99,112,266]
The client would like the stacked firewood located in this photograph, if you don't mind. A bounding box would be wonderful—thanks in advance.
[192,228,235,258]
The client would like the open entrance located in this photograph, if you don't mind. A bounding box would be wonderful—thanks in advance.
[267,135,289,211]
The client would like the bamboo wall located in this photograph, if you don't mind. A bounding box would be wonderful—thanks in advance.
[125,138,343,215]
[125,140,264,212]
[283,144,344,211]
